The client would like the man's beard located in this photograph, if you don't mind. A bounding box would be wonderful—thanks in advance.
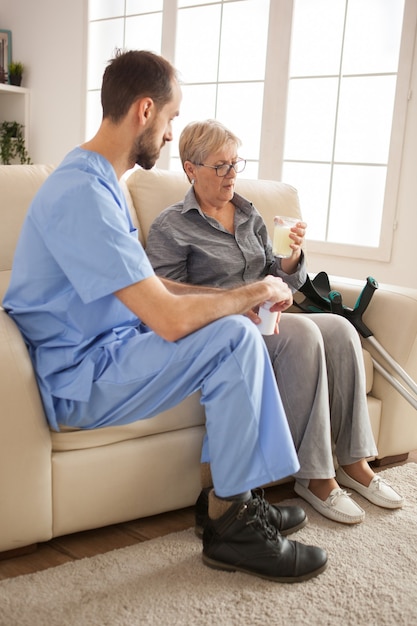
[131,125,164,170]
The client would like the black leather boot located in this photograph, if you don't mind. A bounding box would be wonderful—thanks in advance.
[195,487,308,538]
[202,492,327,583]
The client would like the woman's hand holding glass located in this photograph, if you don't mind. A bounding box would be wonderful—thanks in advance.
[280,220,307,275]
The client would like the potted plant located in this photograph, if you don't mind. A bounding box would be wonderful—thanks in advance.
[8,61,24,86]
[0,121,31,164]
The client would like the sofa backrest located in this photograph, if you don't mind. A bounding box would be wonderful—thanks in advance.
[126,167,302,244]
[0,164,56,299]
[0,163,302,300]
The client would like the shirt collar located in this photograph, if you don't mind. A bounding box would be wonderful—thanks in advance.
[181,186,254,217]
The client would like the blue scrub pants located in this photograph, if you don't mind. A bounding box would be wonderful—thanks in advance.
[55,315,299,497]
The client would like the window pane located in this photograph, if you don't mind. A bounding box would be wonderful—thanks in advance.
[290,0,345,76]
[335,76,397,163]
[126,0,163,14]
[219,0,269,81]
[89,0,124,20]
[171,84,218,157]
[86,90,102,139]
[88,19,125,90]
[343,0,405,74]
[216,82,264,159]
[329,165,386,246]
[175,5,221,82]
[284,78,338,162]
[281,161,331,241]
[125,14,162,54]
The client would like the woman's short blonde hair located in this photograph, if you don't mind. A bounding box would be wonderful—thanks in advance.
[179,119,241,170]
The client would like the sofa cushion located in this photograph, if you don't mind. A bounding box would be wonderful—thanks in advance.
[51,392,204,452]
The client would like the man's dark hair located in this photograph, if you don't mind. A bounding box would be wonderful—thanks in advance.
[101,50,177,123]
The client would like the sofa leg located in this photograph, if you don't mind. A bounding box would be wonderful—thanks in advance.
[371,452,409,468]
[0,543,38,561]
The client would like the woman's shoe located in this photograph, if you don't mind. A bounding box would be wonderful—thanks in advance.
[294,481,365,524]
[336,467,404,509]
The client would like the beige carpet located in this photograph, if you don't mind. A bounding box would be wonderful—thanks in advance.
[1,464,416,626]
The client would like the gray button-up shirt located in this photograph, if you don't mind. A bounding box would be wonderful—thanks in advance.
[146,186,306,292]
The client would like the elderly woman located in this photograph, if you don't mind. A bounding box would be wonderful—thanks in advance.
[146,119,403,526]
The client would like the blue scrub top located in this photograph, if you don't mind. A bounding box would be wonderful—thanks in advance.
[3,148,154,429]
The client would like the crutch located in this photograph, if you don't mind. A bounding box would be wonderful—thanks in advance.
[297,273,417,411]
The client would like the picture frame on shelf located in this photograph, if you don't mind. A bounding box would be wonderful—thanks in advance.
[0,30,12,84]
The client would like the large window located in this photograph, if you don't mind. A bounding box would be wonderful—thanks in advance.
[282,0,411,260]
[87,0,415,261]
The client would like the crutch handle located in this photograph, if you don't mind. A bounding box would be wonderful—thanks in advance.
[344,276,379,338]
[353,276,379,315]
[329,290,344,315]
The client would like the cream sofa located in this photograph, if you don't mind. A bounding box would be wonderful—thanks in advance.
[1,164,417,555]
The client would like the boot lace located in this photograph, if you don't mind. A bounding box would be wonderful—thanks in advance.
[243,491,280,541]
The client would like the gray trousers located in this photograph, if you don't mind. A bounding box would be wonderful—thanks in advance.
[263,312,378,481]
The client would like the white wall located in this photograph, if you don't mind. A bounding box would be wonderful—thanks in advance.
[1,0,87,164]
[2,0,417,288]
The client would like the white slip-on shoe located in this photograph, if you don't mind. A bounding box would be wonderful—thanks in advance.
[294,481,365,525]
[336,467,404,509]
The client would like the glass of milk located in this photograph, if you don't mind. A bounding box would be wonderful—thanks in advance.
[272,216,299,258]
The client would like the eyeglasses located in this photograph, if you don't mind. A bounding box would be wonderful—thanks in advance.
[196,158,246,177]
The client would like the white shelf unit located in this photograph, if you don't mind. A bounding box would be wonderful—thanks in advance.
[0,83,30,148]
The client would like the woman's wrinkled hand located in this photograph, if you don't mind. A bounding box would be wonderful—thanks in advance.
[289,220,307,253]
[281,220,307,274]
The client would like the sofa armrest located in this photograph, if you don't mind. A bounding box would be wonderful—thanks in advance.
[319,277,417,458]
[0,309,53,552]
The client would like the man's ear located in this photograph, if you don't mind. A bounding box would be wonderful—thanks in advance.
[136,97,154,125]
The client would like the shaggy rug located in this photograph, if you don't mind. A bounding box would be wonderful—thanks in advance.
[0,464,416,626]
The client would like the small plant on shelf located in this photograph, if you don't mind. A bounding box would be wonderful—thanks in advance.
[0,121,31,164]
[8,61,24,86]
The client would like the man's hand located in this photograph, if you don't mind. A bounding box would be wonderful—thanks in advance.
[261,275,293,312]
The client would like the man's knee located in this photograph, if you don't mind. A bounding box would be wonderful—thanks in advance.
[212,314,266,354]
[212,314,258,336]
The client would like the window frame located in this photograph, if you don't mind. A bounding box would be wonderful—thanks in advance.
[87,0,416,262]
